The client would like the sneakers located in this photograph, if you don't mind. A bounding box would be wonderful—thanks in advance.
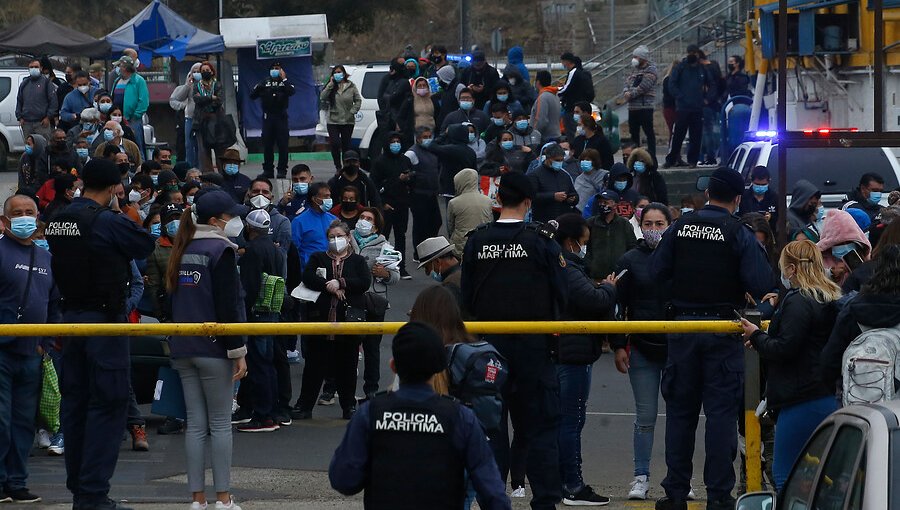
[275,414,292,427]
[563,485,610,506]
[6,488,41,503]
[231,409,252,425]
[399,268,412,280]
[130,425,149,452]
[36,429,51,449]
[318,392,336,406]
[48,432,64,456]
[342,407,356,420]
[236,419,280,433]
[158,417,185,435]
[291,409,312,420]
[511,486,526,498]
[190,502,208,510]
[628,475,650,500]
[215,498,242,510]
[655,496,688,510]
[286,350,301,364]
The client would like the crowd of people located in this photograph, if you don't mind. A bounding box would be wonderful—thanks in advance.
[1,40,899,510]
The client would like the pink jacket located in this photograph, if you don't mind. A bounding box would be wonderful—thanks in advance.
[816,209,871,285]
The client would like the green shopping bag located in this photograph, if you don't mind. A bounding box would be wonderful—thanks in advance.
[39,356,61,434]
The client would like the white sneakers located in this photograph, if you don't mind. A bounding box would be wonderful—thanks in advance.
[189,503,207,510]
[215,499,242,510]
[511,486,526,498]
[628,475,650,500]
[36,429,51,449]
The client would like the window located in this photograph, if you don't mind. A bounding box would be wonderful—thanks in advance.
[782,424,834,510]
[812,426,865,510]
[766,147,900,196]
[0,77,11,103]
[360,71,388,100]
[728,147,745,172]
[742,148,762,183]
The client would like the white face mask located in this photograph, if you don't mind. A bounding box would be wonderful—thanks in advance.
[77,85,90,94]
[329,236,349,253]
[631,58,640,68]
[222,217,244,237]
[73,188,82,198]
[250,194,271,210]
[128,189,142,203]
[355,219,374,237]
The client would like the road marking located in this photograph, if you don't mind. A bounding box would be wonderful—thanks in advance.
[586,412,706,417]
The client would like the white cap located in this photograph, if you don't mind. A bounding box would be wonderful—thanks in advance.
[246,209,271,229]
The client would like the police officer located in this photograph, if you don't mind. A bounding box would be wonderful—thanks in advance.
[329,322,511,510]
[44,158,156,510]
[649,167,773,510]
[250,61,295,179]
[460,172,568,510]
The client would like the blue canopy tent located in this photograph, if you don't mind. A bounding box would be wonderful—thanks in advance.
[105,0,224,62]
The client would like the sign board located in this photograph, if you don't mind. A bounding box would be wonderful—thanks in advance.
[491,28,503,54]
[256,36,312,59]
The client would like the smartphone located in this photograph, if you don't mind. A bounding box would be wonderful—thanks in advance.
[616,269,629,280]
[733,309,744,321]
[843,249,864,271]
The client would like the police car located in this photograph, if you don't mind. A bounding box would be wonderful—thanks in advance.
[726,132,900,208]
[736,400,900,510]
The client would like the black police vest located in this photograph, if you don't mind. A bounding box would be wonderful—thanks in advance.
[366,393,465,510]
[44,204,131,314]
[671,212,744,308]
[467,222,556,321]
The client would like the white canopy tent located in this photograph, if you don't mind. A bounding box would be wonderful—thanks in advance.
[218,14,331,48]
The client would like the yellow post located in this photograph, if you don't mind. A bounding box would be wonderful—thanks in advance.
[744,310,763,492]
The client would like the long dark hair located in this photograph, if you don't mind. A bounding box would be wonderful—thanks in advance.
[328,65,347,106]
[409,286,472,346]
[863,244,900,295]
[873,220,900,258]
[165,208,199,293]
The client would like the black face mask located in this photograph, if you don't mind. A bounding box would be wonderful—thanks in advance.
[727,64,736,72]
[201,71,213,80]
[118,163,131,174]
[344,166,359,177]
[341,200,358,213]
[598,204,613,216]
[686,54,699,64]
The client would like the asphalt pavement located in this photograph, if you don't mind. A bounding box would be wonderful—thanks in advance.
[0,161,714,509]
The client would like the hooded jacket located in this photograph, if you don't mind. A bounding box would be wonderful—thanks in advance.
[399,77,440,133]
[459,62,500,108]
[320,77,362,125]
[501,66,536,113]
[427,124,478,196]
[482,79,525,118]
[531,85,562,143]
[18,134,49,190]
[623,61,658,110]
[627,148,668,204]
[668,58,717,112]
[572,132,614,170]
[447,169,493,256]
[170,66,200,118]
[370,132,412,207]
[816,209,872,285]
[558,250,617,365]
[506,46,530,83]
[529,161,578,223]
[787,180,821,237]
[584,163,640,217]
[574,167,608,213]
[378,63,412,126]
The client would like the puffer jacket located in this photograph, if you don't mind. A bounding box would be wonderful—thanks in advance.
[748,289,838,409]
[447,169,493,257]
[320,79,362,125]
[627,148,668,204]
[624,61,658,110]
[612,240,671,362]
[558,251,617,365]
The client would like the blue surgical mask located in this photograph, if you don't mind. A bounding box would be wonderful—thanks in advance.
[831,243,855,260]
[28,68,40,78]
[165,220,180,237]
[515,120,529,131]
[149,223,161,238]
[551,160,564,171]
[579,160,593,172]
[492,117,505,126]
[421,138,433,147]
[33,239,49,251]
[573,113,581,123]
[186,195,195,205]
[817,206,826,221]
[293,182,309,195]
[83,122,95,132]
[633,161,646,173]
[224,163,239,175]
[752,184,769,195]
[468,132,476,143]
[869,191,883,205]
[270,69,280,79]
[103,129,115,142]
[780,272,792,289]
[333,72,344,82]
[76,147,89,159]
[192,72,202,82]
[614,180,627,191]
[460,101,474,111]
[496,94,509,102]
[150,175,159,186]
[24,145,33,155]
[389,142,402,154]
[9,216,37,239]
[99,103,113,114]
[321,198,333,210]
[431,270,443,282]
[501,140,514,150]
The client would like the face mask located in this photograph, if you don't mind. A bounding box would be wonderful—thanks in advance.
[293,182,308,195]
[321,198,333,211]
[780,272,792,289]
[270,69,280,79]
[341,200,358,212]
[355,219,374,236]
[134,58,140,68]
[579,160,593,172]
[563,150,571,160]
[201,71,213,80]
[460,101,474,111]
[816,205,826,221]
[9,216,37,239]
[118,163,131,174]
[77,85,90,94]
[28,68,40,78]
[633,161,646,174]
[573,242,587,258]
[128,189,143,203]
[224,163,239,175]
[614,180,628,191]
[573,113,581,123]
[104,130,115,141]
[33,239,49,251]
[24,145,33,155]
[73,188,81,198]
[76,147,89,159]
[111,115,123,123]
[329,236,349,253]
[868,191,883,205]
[431,270,443,282]
[150,175,159,186]
[389,142,402,154]
[250,195,271,210]
[83,122,95,132]
[192,72,202,82]
[416,88,428,97]
[515,120,529,131]
[421,138,433,147]
[186,195,195,205]
[598,204,613,215]
[832,243,855,260]
[496,94,509,102]
[149,223,161,238]
[166,220,180,237]
[333,72,344,82]
[508,78,517,86]
[551,160,564,171]
[222,217,244,237]
[501,140,514,150]
[681,207,694,214]
[752,184,769,195]
[631,58,640,68]
[468,132,476,143]
[114,67,121,76]
[491,117,505,126]
[642,228,664,249]
[686,54,699,64]
[576,126,584,137]
[99,103,112,113]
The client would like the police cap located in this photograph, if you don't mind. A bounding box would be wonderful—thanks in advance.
[709,167,744,196]
[82,159,121,190]
[499,172,535,201]
[392,322,446,384]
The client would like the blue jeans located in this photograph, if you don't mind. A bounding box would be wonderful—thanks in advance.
[0,351,41,491]
[130,117,145,158]
[773,396,838,489]
[557,363,593,492]
[247,312,280,420]
[184,118,198,168]
[628,347,665,477]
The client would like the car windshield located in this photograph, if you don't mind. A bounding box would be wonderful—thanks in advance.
[761,147,899,197]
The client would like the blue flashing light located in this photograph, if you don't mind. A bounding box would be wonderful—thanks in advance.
[464,55,472,62]
[754,130,777,139]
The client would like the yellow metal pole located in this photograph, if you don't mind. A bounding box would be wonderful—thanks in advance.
[1,320,768,337]
[744,310,764,492]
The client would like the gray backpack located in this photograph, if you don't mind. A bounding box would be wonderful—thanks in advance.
[841,323,900,406]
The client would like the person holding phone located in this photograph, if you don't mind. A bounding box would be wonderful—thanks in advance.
[816,209,871,286]
[739,240,841,490]
[320,65,361,173]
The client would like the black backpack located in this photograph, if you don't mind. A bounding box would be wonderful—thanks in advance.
[446,342,508,431]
